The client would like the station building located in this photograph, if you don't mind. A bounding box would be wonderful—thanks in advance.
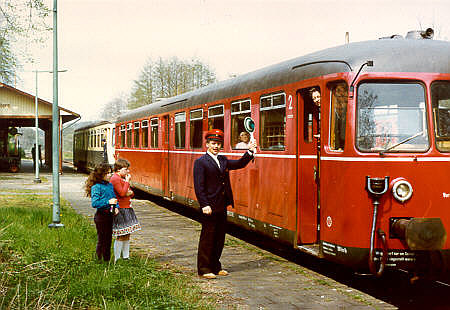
[0,82,80,171]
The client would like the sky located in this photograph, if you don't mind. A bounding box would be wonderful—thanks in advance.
[17,0,450,121]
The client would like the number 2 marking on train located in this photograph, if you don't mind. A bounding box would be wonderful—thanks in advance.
[288,95,293,110]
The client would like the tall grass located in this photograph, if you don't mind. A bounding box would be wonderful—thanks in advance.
[0,195,215,309]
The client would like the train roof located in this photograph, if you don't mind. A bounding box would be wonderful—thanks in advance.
[117,38,450,123]
[73,120,113,132]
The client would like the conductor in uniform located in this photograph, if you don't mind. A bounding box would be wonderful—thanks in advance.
[193,129,257,279]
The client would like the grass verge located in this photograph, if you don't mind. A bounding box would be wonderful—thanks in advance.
[0,194,215,309]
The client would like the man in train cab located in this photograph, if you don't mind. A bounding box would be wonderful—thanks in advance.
[193,129,257,279]
[311,88,321,107]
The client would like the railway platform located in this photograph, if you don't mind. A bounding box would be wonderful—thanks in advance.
[1,160,396,309]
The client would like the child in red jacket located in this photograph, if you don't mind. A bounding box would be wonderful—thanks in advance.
[110,158,141,262]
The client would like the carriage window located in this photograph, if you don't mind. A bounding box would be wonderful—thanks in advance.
[96,129,100,148]
[231,99,251,149]
[133,122,140,148]
[120,125,125,148]
[260,93,286,150]
[208,105,224,131]
[126,123,132,148]
[432,81,450,152]
[142,120,149,148]
[330,83,348,151]
[190,109,203,149]
[175,112,186,149]
[356,82,429,152]
[151,118,158,148]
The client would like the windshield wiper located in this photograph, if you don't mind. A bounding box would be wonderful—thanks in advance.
[379,131,423,156]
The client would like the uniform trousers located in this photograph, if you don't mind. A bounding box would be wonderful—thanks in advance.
[197,210,227,275]
[94,209,113,261]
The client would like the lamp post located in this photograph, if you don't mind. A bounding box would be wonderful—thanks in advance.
[34,69,67,185]
[49,0,63,229]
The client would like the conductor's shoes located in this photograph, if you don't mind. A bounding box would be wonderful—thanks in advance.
[217,270,229,276]
[201,273,217,279]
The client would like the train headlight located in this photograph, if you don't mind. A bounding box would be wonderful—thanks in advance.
[392,180,413,202]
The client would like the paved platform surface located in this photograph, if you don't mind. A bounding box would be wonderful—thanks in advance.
[0,161,397,309]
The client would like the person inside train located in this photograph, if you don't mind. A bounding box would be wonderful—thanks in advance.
[311,88,321,107]
[193,129,257,279]
[235,131,250,149]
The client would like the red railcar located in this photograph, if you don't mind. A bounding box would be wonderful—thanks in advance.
[115,29,450,278]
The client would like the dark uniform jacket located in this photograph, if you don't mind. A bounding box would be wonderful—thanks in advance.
[193,151,253,213]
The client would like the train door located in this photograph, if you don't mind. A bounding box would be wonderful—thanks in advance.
[297,87,321,244]
[161,115,170,198]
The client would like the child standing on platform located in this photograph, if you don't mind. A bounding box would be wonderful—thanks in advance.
[84,163,118,262]
[110,158,141,262]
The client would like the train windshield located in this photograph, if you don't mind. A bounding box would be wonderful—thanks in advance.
[356,82,429,152]
[431,81,450,152]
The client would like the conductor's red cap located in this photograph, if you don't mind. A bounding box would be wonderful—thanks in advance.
[205,129,224,142]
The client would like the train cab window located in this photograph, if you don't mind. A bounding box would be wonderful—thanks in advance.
[150,118,158,148]
[208,105,224,131]
[231,99,251,149]
[432,81,450,152]
[190,109,203,149]
[175,112,186,149]
[260,93,286,150]
[329,83,348,151]
[126,123,132,148]
[142,120,149,148]
[133,122,140,148]
[120,125,125,148]
[356,82,429,152]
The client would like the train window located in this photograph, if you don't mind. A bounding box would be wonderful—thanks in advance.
[190,109,203,149]
[112,128,116,147]
[329,83,348,151]
[133,121,140,148]
[142,120,149,148]
[260,93,286,151]
[356,82,429,152]
[175,112,186,149]
[208,105,224,131]
[120,125,126,148]
[96,129,100,148]
[150,118,158,148]
[231,99,251,149]
[431,81,450,152]
[126,123,132,148]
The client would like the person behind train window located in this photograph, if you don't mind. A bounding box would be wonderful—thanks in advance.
[84,163,119,262]
[331,83,349,151]
[193,129,257,279]
[102,139,108,163]
[235,131,250,149]
[309,88,321,141]
[311,88,321,108]
[110,158,141,262]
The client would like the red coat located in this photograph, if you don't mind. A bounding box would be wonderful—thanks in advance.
[110,173,133,208]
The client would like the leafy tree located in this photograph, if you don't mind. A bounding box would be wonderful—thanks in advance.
[128,56,217,109]
[0,0,50,83]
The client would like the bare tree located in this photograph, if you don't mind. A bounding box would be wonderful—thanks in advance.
[128,56,217,109]
[100,94,128,121]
